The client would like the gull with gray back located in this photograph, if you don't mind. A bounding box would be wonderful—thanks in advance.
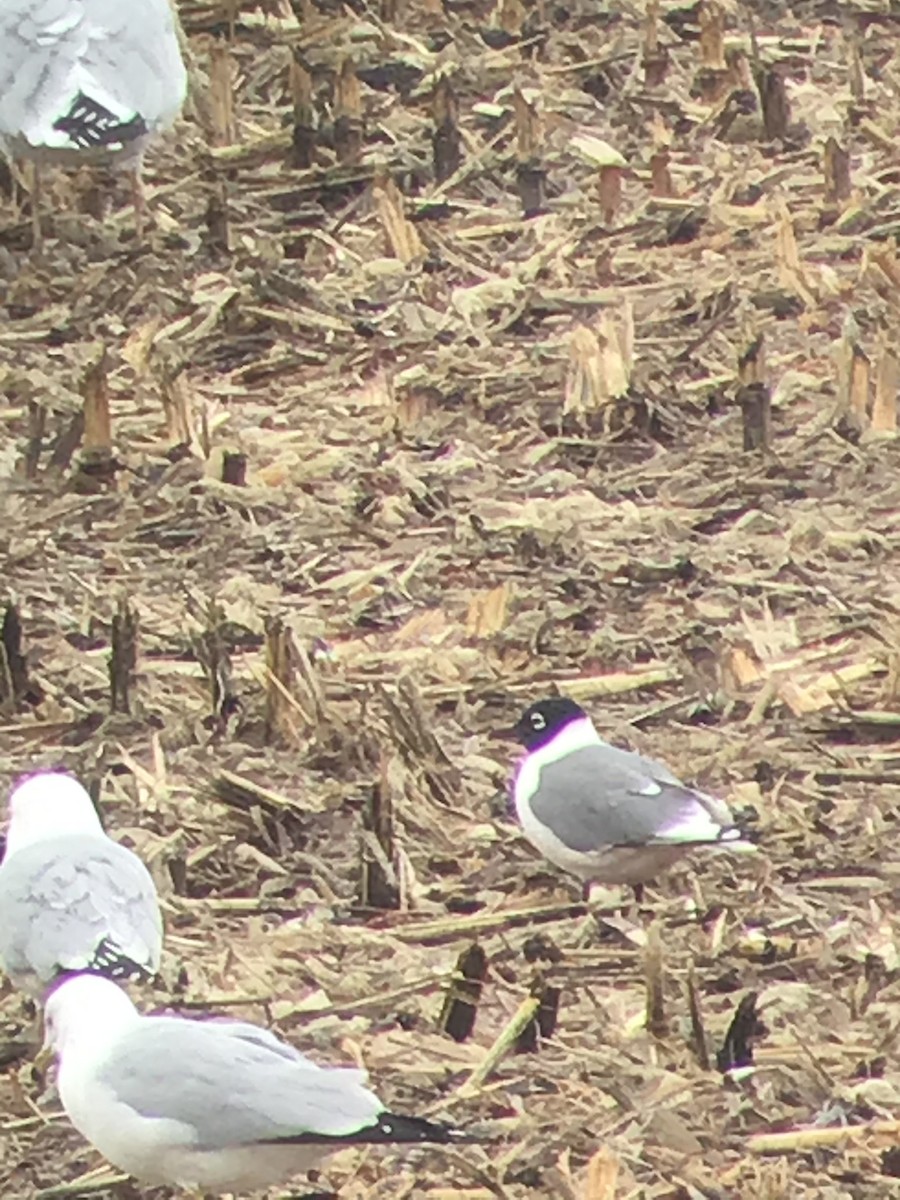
[0,772,162,996]
[45,974,471,1193]
[0,0,187,239]
[512,697,757,888]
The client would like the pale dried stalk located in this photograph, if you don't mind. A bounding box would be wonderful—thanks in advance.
[374,174,424,264]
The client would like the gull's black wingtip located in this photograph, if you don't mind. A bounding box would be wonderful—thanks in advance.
[87,936,157,984]
[52,91,148,149]
[368,1111,474,1145]
[43,938,157,1000]
[263,1111,479,1150]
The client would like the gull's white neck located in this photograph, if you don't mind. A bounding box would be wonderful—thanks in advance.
[49,982,142,1061]
[5,780,106,856]
[527,717,600,768]
[514,717,600,817]
[6,810,104,855]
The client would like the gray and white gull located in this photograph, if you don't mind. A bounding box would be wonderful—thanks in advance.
[45,973,470,1193]
[0,0,187,238]
[512,697,757,888]
[0,771,162,996]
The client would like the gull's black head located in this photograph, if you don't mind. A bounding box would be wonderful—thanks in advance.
[514,696,587,751]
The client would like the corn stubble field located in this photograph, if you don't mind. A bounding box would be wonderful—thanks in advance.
[1,0,900,1195]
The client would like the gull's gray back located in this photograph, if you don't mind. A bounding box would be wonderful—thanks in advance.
[97,1019,382,1147]
[0,833,162,993]
[530,742,724,852]
[0,0,186,158]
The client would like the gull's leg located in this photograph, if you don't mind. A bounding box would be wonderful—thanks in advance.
[30,162,42,252]
[33,1041,53,1076]
[30,1000,52,1075]
[130,166,146,240]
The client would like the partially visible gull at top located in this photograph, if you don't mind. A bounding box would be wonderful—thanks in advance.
[0,771,162,997]
[0,0,188,241]
[45,973,472,1193]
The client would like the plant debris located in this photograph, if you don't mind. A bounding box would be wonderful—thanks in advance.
[2,0,900,1195]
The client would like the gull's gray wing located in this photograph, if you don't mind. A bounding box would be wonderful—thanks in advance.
[0,834,162,992]
[530,743,733,852]
[0,0,186,150]
[97,1018,384,1149]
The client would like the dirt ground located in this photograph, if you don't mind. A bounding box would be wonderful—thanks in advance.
[1,0,900,1196]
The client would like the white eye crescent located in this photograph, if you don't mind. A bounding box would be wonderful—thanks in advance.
[530,712,546,730]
